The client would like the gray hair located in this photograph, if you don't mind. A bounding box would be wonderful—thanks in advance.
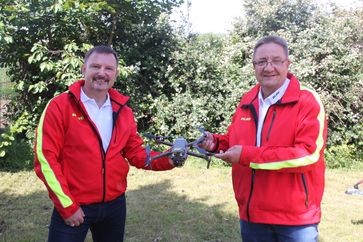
[253,36,289,59]
[84,45,119,65]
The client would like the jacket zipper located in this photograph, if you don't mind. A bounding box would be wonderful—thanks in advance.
[244,102,259,222]
[112,112,118,144]
[112,106,123,144]
[70,93,107,202]
[301,174,309,208]
[266,107,277,142]
[247,169,255,221]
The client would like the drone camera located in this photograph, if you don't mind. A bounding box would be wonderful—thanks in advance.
[170,138,188,167]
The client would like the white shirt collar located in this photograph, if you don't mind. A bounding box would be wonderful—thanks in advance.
[258,78,290,106]
[80,87,111,108]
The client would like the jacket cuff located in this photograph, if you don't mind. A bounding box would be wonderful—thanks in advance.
[240,146,259,166]
[150,151,175,170]
[57,202,80,220]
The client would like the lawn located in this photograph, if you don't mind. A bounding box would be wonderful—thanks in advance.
[0,68,13,99]
[0,161,362,242]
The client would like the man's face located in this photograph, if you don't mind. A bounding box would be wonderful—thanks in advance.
[253,42,290,98]
[82,52,118,93]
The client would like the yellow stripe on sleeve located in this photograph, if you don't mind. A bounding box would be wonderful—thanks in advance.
[250,87,325,170]
[36,100,73,208]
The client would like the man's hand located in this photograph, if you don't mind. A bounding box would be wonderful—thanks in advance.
[215,145,242,164]
[199,132,216,151]
[64,208,85,227]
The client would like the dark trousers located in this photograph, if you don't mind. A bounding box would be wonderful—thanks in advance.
[240,220,318,242]
[48,194,126,242]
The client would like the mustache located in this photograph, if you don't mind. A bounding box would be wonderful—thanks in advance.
[92,76,110,82]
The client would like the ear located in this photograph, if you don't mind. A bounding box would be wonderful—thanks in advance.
[81,64,86,75]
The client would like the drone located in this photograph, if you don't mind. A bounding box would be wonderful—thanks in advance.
[345,179,363,196]
[144,127,215,168]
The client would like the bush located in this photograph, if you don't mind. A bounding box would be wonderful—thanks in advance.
[0,138,33,172]
[325,144,363,169]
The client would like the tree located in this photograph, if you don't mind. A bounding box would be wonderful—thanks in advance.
[0,0,182,160]
[231,0,363,151]
[290,8,363,149]
[235,0,317,38]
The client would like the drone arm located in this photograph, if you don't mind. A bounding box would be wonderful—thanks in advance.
[187,128,207,146]
[149,151,173,161]
[144,149,174,170]
[187,151,212,168]
[193,145,216,156]
[155,140,174,146]
[187,151,211,160]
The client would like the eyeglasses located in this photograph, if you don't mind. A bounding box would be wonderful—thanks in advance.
[253,59,288,68]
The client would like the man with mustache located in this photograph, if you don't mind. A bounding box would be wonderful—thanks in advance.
[200,35,327,241]
[34,46,175,242]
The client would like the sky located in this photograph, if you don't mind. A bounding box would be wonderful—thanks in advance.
[171,0,363,34]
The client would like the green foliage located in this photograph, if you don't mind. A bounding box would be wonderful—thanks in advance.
[0,111,32,161]
[240,0,317,37]
[0,112,33,171]
[156,0,362,167]
[0,0,182,162]
[325,143,363,169]
[0,138,33,171]
[231,0,363,161]
[289,9,363,150]
[148,34,251,138]
[0,0,362,170]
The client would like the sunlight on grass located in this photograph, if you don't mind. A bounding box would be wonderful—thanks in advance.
[0,163,362,241]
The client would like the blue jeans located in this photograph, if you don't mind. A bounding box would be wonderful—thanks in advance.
[48,194,126,242]
[240,220,318,242]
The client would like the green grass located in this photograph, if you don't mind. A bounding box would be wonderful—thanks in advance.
[0,68,14,99]
[0,160,362,241]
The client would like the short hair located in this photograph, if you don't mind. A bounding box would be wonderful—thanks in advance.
[253,36,289,59]
[84,45,119,65]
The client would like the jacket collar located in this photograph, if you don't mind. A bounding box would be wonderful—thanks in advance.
[240,72,300,106]
[69,79,130,106]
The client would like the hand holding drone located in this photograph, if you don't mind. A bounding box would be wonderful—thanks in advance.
[144,127,215,168]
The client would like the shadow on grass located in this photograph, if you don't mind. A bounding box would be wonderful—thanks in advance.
[0,179,240,242]
[0,191,52,242]
[125,179,240,241]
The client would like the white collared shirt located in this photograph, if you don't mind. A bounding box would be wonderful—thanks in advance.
[256,78,290,147]
[80,88,113,151]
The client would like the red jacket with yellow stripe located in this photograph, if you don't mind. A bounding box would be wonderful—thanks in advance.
[214,73,327,225]
[34,80,173,219]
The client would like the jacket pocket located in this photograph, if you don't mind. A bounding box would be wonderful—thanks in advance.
[301,174,309,208]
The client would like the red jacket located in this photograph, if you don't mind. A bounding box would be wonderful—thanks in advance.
[214,73,327,225]
[34,80,173,219]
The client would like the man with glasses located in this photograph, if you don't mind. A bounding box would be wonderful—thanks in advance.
[200,35,327,241]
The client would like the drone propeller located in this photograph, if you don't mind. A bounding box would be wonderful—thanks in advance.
[187,127,207,146]
[143,133,173,146]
